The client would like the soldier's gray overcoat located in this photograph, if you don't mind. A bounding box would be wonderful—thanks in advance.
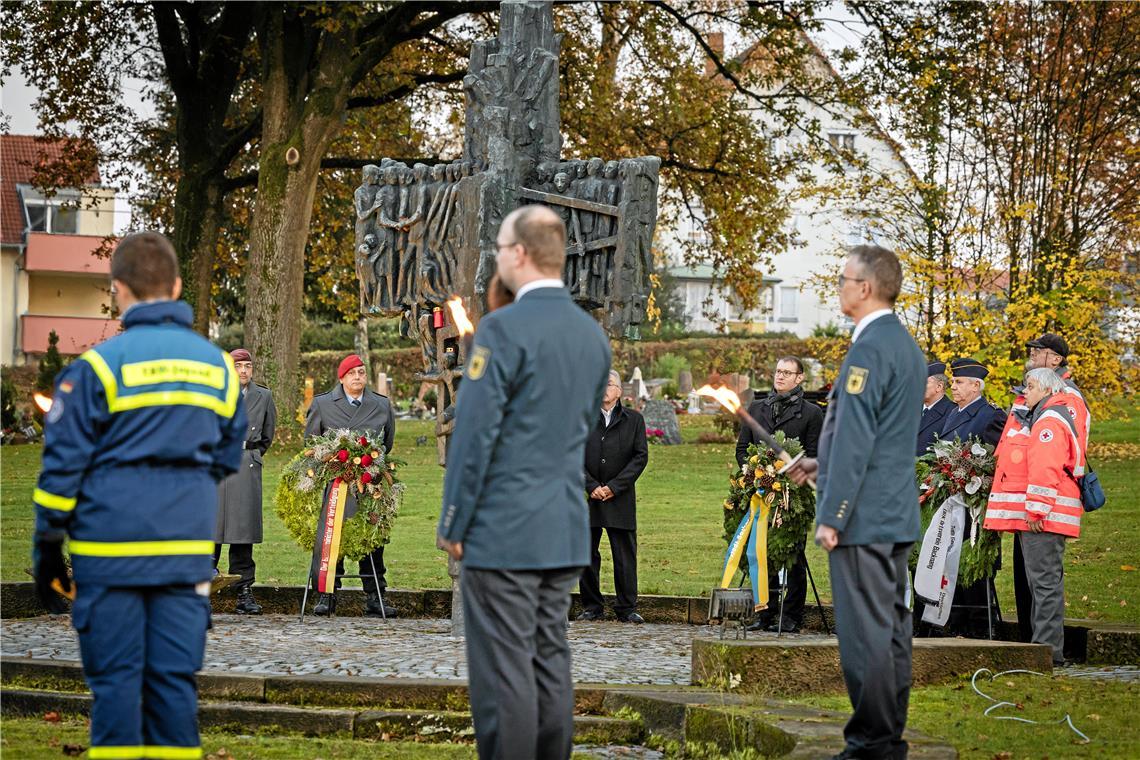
[215,383,276,544]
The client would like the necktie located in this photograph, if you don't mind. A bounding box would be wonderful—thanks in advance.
[351,398,361,408]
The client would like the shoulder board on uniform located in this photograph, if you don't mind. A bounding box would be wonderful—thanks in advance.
[254,382,270,391]
[369,387,389,399]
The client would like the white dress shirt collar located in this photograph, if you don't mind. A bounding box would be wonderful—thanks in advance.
[850,308,893,343]
[514,278,565,301]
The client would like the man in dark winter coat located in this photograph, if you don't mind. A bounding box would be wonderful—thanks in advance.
[305,354,397,618]
[578,370,649,623]
[736,356,823,632]
[215,348,276,614]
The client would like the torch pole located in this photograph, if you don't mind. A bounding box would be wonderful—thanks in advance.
[735,407,815,490]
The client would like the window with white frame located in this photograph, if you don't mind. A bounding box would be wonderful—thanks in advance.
[779,286,799,321]
[828,133,856,152]
[19,186,80,234]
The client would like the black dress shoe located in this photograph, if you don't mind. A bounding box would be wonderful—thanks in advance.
[235,587,262,615]
[365,592,398,618]
[313,592,337,617]
[618,612,645,624]
[767,619,801,634]
[575,609,604,621]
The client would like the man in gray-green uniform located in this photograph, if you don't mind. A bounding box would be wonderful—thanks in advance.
[437,205,611,760]
[788,245,926,760]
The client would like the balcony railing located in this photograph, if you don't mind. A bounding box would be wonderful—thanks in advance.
[21,315,121,355]
[24,232,111,275]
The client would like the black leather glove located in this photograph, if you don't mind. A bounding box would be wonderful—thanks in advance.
[34,535,71,614]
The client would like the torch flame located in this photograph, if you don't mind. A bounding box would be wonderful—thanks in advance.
[34,393,53,414]
[696,384,741,414]
[446,296,474,337]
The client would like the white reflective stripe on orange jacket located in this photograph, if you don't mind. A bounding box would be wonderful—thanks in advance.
[985,396,1083,536]
[1024,407,1083,537]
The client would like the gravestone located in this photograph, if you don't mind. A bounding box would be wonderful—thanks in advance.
[678,369,693,395]
[642,399,682,445]
[350,0,661,466]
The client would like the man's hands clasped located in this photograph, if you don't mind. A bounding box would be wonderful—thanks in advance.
[590,485,615,501]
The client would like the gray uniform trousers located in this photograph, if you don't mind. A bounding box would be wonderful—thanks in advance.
[829,542,912,758]
[461,566,580,760]
[1017,531,1067,664]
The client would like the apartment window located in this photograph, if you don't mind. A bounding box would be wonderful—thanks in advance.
[779,286,799,321]
[20,186,80,234]
[828,133,855,152]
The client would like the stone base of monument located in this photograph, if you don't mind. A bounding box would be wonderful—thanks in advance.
[691,637,1054,697]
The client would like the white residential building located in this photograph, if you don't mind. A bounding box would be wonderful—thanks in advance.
[665,35,915,338]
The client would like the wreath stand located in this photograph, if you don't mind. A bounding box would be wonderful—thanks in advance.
[299,553,385,623]
[769,548,832,637]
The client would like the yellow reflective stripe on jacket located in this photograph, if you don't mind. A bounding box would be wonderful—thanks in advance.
[68,540,215,557]
[111,390,237,417]
[121,359,226,389]
[82,348,238,418]
[88,747,202,760]
[79,349,119,407]
[33,488,77,512]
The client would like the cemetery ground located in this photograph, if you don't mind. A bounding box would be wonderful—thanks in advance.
[2,407,1137,759]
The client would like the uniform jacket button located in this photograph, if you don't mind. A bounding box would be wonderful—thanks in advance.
[601,458,606,463]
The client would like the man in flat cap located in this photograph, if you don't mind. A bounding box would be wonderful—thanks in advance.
[939,359,1006,447]
[215,348,276,614]
[305,353,397,617]
[1000,332,1089,643]
[916,361,953,457]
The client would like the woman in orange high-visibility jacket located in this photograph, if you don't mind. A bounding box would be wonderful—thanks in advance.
[985,367,1084,666]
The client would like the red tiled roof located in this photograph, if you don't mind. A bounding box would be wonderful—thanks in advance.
[1,134,101,246]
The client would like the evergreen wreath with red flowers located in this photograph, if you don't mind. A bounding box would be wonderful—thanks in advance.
[275,428,404,560]
[912,436,999,585]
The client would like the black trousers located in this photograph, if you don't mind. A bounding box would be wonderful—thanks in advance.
[310,546,388,595]
[1013,534,1034,642]
[213,543,255,588]
[830,542,912,759]
[764,544,807,625]
[579,527,638,617]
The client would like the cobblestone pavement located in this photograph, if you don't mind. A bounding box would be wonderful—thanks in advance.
[1,614,821,685]
[1058,665,1140,682]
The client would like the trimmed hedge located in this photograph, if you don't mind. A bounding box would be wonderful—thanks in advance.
[296,335,851,402]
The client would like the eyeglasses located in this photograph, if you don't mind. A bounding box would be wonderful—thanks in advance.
[774,369,801,377]
[496,240,519,255]
[1028,347,1054,357]
[837,274,866,287]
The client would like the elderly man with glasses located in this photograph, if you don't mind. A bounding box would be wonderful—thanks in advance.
[736,355,823,633]
[578,370,650,623]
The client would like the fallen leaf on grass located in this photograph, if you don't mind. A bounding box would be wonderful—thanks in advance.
[1121,600,1128,607]
[1087,713,1101,721]
[1122,565,1136,571]
[42,711,60,723]
[991,752,1012,759]
[62,745,85,757]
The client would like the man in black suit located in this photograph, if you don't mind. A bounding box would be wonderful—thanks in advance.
[304,354,397,617]
[916,362,953,457]
[736,356,823,633]
[578,370,649,623]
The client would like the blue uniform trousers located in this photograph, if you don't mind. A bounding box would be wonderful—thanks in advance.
[72,584,210,759]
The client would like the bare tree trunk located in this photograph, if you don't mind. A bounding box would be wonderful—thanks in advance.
[172,170,226,334]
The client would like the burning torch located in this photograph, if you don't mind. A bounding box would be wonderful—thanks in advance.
[446,296,475,358]
[33,393,53,414]
[696,385,816,489]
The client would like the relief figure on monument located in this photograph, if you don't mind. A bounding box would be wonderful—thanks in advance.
[353,164,381,308]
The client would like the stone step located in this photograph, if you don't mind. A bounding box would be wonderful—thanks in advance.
[0,656,674,714]
[692,637,1054,696]
[0,687,644,744]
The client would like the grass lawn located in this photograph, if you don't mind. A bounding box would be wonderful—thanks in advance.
[2,410,1137,624]
[799,672,1140,760]
[0,717,478,760]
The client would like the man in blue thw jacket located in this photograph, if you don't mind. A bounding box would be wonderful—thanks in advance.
[33,231,245,760]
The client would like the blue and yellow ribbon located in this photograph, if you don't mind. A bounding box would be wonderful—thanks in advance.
[720,492,771,611]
